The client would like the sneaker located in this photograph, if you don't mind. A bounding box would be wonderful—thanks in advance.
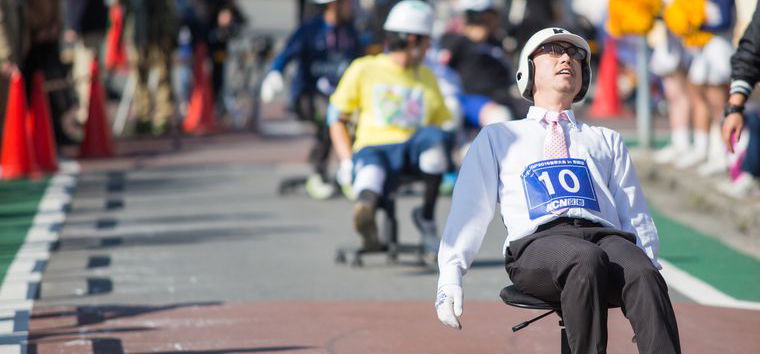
[674,150,707,169]
[152,121,170,136]
[412,207,440,258]
[340,183,356,200]
[353,191,382,251]
[134,120,152,135]
[305,174,336,200]
[653,145,684,164]
[697,159,728,177]
[716,173,760,199]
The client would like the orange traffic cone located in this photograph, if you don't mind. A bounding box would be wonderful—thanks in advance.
[589,37,623,119]
[28,71,58,173]
[80,59,115,158]
[105,3,127,71]
[1,72,40,180]
[182,43,218,135]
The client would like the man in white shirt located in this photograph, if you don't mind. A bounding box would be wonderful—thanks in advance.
[434,28,681,353]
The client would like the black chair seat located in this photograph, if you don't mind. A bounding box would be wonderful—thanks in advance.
[500,285,559,310]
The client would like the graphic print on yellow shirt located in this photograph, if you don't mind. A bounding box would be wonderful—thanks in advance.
[372,84,426,128]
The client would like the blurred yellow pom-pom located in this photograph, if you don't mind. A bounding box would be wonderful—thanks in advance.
[607,0,661,37]
[664,0,712,48]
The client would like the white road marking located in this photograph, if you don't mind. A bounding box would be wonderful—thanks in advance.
[0,161,78,352]
[660,259,760,310]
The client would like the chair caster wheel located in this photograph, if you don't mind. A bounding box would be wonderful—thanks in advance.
[335,251,347,264]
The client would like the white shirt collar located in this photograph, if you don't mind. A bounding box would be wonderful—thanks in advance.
[526,106,578,128]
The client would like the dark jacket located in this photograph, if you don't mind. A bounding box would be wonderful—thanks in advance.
[440,33,514,105]
[270,15,361,104]
[730,4,760,97]
[64,0,108,35]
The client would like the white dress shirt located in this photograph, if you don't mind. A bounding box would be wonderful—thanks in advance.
[437,106,661,289]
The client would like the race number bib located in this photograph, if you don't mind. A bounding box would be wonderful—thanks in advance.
[521,158,600,219]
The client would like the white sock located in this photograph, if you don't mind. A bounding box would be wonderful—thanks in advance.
[671,130,690,149]
[693,130,709,155]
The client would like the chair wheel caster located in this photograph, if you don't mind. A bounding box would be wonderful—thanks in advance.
[335,251,347,264]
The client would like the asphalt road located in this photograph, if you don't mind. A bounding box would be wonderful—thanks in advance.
[17,127,758,353]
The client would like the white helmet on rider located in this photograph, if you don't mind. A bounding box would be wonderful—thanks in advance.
[383,0,434,36]
[515,27,592,103]
[312,0,337,4]
[459,0,496,12]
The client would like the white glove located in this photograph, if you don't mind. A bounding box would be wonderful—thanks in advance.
[436,284,463,329]
[260,70,284,103]
[336,159,353,187]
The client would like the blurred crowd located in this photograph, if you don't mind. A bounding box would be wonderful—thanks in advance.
[0,0,245,144]
[1,0,759,199]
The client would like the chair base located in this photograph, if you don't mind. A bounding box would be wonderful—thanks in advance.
[334,177,430,268]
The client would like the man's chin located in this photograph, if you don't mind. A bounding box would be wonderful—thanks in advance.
[553,85,580,96]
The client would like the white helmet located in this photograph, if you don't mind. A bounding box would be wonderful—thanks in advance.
[312,0,337,4]
[383,0,434,36]
[515,27,592,103]
[459,0,496,12]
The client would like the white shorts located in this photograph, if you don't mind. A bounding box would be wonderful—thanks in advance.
[650,33,689,77]
[687,36,733,85]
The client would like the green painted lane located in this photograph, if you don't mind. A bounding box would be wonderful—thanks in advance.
[622,137,760,301]
[623,137,670,149]
[0,179,48,284]
[652,207,760,302]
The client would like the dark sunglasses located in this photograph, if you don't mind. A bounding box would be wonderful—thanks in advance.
[532,42,587,61]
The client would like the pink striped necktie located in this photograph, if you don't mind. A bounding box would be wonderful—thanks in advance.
[543,111,569,214]
[543,111,569,159]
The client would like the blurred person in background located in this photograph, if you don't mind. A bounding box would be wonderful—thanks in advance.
[204,0,245,119]
[505,0,562,51]
[22,0,61,97]
[328,0,451,261]
[439,0,520,128]
[122,0,179,136]
[721,2,760,196]
[260,0,361,200]
[63,0,108,125]
[651,26,694,165]
[435,27,681,353]
[24,0,80,147]
[665,0,735,175]
[0,0,28,139]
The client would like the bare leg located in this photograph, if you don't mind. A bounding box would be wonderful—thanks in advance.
[697,85,730,175]
[675,83,710,168]
[655,72,692,164]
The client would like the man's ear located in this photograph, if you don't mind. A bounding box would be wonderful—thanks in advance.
[526,59,535,99]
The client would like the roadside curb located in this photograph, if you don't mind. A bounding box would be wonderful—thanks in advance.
[632,149,760,237]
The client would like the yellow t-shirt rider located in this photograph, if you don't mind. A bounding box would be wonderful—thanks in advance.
[327,0,451,261]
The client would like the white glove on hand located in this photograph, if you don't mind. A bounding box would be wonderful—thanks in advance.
[260,70,284,103]
[336,159,353,187]
[436,284,463,329]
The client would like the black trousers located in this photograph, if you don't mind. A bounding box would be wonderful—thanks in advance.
[294,93,331,179]
[505,218,681,354]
